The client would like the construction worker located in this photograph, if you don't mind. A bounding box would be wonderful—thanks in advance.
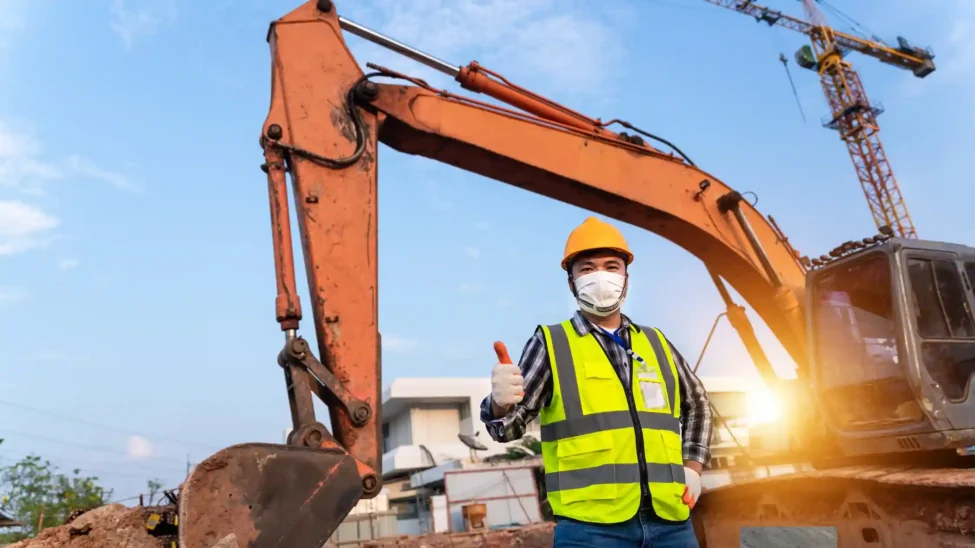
[480,217,712,547]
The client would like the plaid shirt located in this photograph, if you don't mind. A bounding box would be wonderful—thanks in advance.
[480,310,713,466]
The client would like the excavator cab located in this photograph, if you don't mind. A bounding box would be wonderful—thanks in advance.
[807,238,975,461]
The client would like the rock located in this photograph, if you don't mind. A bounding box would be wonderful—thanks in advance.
[7,503,163,548]
[211,533,239,548]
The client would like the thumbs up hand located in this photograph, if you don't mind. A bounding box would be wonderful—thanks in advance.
[491,341,524,408]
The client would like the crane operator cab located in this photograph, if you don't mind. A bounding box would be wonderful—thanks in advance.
[806,237,975,463]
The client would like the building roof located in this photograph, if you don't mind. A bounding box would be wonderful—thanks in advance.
[381,377,490,419]
[0,508,22,528]
[382,377,490,403]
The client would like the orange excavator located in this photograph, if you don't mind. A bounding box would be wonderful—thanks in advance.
[175,1,975,546]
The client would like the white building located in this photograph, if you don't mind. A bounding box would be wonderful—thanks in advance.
[381,377,539,478]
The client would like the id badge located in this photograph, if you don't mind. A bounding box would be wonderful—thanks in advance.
[639,380,666,410]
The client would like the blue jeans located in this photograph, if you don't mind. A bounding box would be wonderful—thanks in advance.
[553,509,699,547]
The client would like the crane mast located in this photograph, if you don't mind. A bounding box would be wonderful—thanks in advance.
[703,0,936,239]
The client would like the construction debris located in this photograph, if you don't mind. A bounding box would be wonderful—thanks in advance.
[7,504,162,548]
[359,522,555,548]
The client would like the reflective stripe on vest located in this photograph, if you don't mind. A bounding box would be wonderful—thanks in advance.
[545,462,686,492]
[539,320,689,524]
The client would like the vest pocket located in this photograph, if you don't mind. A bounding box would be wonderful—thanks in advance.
[555,431,617,503]
[562,481,618,504]
[583,359,616,379]
[556,430,614,458]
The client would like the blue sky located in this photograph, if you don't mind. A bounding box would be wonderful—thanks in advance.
[1,0,973,502]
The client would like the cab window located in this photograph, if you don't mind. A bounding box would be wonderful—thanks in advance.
[908,258,975,401]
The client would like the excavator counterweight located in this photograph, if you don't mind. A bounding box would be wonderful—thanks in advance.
[173,2,975,546]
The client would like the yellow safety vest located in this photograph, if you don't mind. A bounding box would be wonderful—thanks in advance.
[539,320,688,524]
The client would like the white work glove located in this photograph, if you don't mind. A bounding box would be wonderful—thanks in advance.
[682,466,702,510]
[491,362,525,408]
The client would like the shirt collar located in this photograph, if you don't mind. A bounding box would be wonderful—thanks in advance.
[569,310,642,337]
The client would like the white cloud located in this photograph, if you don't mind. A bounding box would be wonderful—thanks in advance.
[0,200,59,256]
[0,122,138,257]
[383,333,418,353]
[458,281,481,293]
[58,258,79,271]
[898,1,975,99]
[0,123,65,194]
[110,0,178,50]
[464,246,481,259]
[126,435,154,460]
[0,286,26,303]
[66,155,139,193]
[343,0,628,97]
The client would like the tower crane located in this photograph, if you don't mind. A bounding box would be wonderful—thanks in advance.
[702,0,935,239]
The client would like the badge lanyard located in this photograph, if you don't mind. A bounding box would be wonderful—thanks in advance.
[602,328,652,375]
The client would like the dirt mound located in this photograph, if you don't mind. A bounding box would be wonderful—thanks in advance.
[8,504,162,548]
[360,522,555,548]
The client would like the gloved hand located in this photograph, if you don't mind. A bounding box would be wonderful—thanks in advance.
[682,466,702,510]
[491,341,524,408]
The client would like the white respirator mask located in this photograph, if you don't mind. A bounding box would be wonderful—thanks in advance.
[573,271,627,317]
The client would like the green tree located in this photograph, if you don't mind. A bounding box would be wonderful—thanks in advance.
[0,451,112,542]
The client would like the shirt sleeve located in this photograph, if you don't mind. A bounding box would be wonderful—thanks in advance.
[665,335,713,466]
[479,328,553,443]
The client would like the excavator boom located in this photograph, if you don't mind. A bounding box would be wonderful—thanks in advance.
[176,2,975,546]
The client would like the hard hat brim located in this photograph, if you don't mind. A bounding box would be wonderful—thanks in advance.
[562,247,634,270]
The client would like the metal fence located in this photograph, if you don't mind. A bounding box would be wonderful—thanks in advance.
[444,466,542,532]
[322,511,399,547]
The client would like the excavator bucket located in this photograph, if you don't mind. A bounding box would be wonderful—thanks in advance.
[177,442,363,548]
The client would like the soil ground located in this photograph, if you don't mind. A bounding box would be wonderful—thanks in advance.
[359,523,555,548]
[7,504,162,548]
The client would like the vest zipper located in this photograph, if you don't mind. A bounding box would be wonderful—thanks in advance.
[620,366,651,503]
[595,327,651,508]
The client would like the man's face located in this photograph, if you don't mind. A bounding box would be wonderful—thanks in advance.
[570,249,626,279]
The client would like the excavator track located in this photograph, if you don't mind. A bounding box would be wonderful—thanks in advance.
[693,465,975,547]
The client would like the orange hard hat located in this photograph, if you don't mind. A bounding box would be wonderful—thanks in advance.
[561,217,633,270]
